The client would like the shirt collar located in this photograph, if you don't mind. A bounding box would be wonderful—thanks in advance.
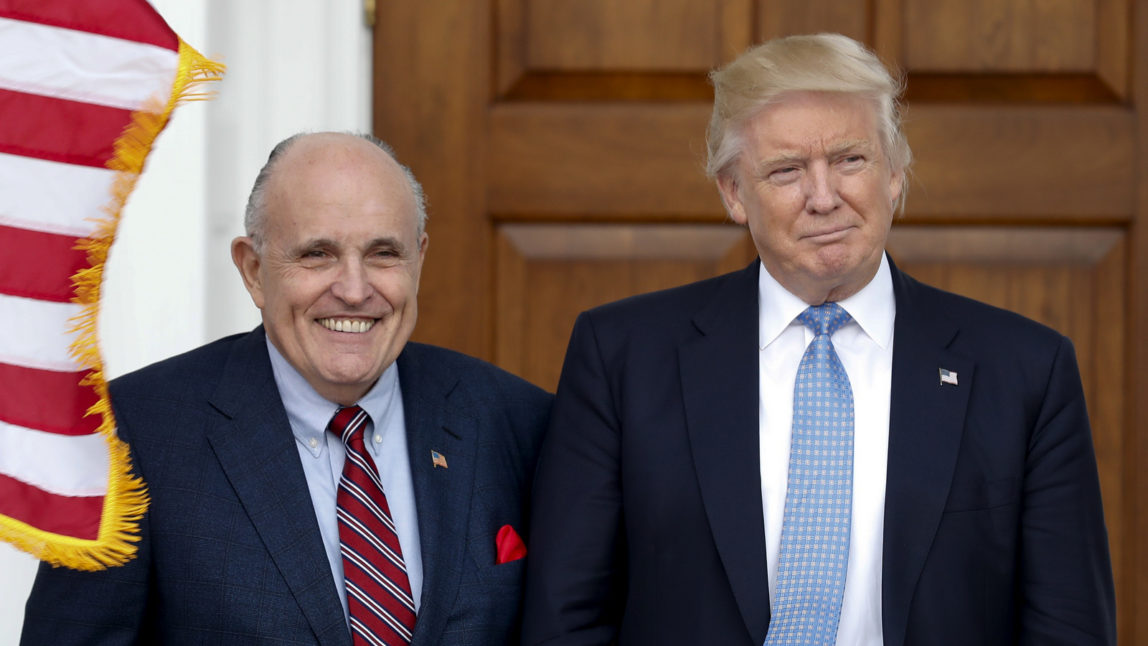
[757,253,895,350]
[265,337,401,455]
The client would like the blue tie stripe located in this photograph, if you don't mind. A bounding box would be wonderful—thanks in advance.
[765,302,854,646]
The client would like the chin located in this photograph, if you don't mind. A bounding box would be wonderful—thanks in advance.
[815,245,869,272]
[320,363,383,387]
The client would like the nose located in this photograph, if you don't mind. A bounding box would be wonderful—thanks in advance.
[331,257,372,305]
[804,162,840,214]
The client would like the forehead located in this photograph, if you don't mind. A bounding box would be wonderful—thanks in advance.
[264,136,419,241]
[743,91,881,156]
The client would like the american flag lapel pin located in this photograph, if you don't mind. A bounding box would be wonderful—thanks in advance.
[939,368,959,386]
[431,450,448,469]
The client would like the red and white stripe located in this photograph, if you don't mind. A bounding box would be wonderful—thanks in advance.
[0,1,179,542]
[330,406,417,645]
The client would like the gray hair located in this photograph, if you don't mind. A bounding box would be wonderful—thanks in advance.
[706,33,911,208]
[244,132,428,251]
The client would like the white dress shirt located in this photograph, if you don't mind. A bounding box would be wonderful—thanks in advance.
[266,339,424,622]
[757,255,894,646]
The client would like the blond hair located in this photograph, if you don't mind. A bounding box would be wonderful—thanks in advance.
[706,33,911,204]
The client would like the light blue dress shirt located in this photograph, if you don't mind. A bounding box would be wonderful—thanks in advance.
[265,339,424,622]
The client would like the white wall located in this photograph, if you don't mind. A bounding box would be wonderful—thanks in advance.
[0,1,372,641]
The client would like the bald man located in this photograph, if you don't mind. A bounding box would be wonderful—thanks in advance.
[23,133,551,646]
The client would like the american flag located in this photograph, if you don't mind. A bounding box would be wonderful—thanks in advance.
[939,368,959,386]
[0,0,221,570]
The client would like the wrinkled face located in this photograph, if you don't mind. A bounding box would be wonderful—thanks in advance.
[717,91,903,304]
[232,134,427,405]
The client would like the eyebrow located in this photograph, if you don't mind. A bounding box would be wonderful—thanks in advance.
[755,153,804,172]
[292,236,408,255]
[827,139,872,156]
[366,237,408,255]
[755,139,874,172]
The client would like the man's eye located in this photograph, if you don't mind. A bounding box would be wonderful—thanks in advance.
[769,167,799,182]
[298,249,333,265]
[370,249,404,265]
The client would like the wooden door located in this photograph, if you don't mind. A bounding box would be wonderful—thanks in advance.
[373,1,1148,641]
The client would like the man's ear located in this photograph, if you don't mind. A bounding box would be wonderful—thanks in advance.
[889,168,905,212]
[231,236,265,309]
[413,231,429,294]
[716,173,748,226]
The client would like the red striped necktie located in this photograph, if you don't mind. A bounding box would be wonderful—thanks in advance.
[329,405,416,645]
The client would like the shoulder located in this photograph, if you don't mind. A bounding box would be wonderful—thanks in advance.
[895,271,1077,400]
[591,266,745,321]
[400,342,551,405]
[579,264,756,342]
[898,271,1068,354]
[109,329,258,404]
[105,329,268,454]
[400,343,551,451]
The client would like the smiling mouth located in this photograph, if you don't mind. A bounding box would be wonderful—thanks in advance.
[318,318,376,333]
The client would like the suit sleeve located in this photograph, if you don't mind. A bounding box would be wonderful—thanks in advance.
[20,412,153,644]
[1018,336,1115,645]
[522,312,626,646]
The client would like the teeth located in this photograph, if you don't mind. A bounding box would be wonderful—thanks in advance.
[320,318,374,333]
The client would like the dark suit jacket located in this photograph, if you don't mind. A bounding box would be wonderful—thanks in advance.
[522,259,1114,645]
[22,327,551,645]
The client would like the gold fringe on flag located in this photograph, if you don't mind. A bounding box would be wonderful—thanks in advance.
[0,41,224,571]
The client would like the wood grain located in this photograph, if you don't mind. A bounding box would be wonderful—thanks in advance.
[903,105,1134,220]
[488,103,1135,220]
[758,0,869,42]
[524,0,722,70]
[904,0,1096,72]
[1127,0,1148,641]
[495,223,754,389]
[373,0,493,358]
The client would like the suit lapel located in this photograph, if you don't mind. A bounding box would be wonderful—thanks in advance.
[205,329,351,646]
[397,346,477,646]
[680,263,771,642]
[881,264,974,646]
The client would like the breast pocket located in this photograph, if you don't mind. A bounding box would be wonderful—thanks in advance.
[478,559,526,586]
[445,556,526,642]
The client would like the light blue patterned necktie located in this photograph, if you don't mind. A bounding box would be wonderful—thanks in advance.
[764,302,855,646]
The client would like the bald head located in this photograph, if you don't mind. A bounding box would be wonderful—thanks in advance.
[244,132,427,252]
[230,131,430,404]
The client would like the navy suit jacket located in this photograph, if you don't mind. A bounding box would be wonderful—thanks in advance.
[522,259,1114,645]
[22,327,551,645]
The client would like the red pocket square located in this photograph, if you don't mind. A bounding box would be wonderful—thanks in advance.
[495,524,527,564]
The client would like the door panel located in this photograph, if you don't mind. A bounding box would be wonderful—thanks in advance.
[374,1,1146,639]
[496,224,755,388]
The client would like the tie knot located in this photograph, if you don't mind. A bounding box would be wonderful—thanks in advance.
[797,302,852,337]
[328,405,369,444]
